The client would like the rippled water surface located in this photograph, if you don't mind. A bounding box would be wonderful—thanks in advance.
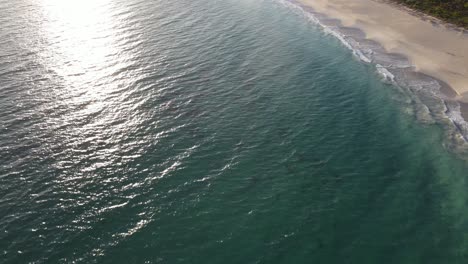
[1,0,468,263]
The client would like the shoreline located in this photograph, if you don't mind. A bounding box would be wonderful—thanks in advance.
[282,0,468,155]
[294,0,468,102]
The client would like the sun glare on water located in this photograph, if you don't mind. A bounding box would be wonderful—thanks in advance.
[36,0,126,122]
[40,0,118,85]
[36,0,142,191]
[35,0,140,151]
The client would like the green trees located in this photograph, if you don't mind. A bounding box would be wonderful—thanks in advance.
[393,0,468,28]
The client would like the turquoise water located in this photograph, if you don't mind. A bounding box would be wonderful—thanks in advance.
[0,0,467,263]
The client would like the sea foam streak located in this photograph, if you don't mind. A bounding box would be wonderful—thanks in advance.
[279,0,468,157]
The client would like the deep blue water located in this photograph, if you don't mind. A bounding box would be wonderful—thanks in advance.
[0,0,467,263]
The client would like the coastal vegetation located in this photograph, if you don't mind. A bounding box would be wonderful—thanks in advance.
[392,0,468,28]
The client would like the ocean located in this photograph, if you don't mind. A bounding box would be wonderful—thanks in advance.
[0,0,467,263]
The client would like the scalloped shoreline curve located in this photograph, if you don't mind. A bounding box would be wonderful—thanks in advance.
[279,0,468,158]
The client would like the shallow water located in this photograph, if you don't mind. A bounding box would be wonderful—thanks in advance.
[0,0,467,263]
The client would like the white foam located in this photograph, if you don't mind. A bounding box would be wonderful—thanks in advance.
[376,64,395,83]
[445,102,468,141]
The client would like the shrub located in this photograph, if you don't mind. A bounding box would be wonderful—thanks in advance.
[393,0,468,28]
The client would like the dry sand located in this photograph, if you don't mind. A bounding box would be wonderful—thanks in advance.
[297,0,468,102]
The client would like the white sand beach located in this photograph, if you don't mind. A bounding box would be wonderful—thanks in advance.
[297,0,468,103]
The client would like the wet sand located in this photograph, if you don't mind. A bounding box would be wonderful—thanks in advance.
[296,0,468,102]
[461,102,468,121]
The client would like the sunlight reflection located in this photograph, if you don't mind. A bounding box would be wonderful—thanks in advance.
[37,0,126,133]
[40,0,118,86]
